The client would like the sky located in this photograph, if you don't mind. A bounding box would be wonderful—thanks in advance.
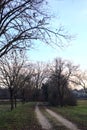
[28,0,87,70]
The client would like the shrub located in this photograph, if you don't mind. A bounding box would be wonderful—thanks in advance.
[64,91,77,106]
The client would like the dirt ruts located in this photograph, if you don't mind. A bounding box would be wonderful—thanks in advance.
[35,105,52,130]
[35,104,80,130]
[46,108,80,130]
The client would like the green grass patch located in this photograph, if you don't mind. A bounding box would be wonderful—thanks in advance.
[0,102,43,130]
[49,100,87,130]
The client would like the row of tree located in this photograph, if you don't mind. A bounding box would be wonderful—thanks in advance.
[0,51,87,110]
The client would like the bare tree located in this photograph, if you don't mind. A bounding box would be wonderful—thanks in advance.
[27,62,49,101]
[18,63,34,103]
[0,51,25,110]
[0,0,71,57]
[49,58,68,106]
[32,62,49,88]
[47,58,78,106]
[65,61,79,87]
[73,70,87,93]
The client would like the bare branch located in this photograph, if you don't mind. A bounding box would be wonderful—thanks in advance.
[0,0,72,57]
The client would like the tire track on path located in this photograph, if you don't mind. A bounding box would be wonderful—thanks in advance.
[35,105,52,130]
[46,108,80,130]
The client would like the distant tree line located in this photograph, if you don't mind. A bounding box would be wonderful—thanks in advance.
[1,51,87,110]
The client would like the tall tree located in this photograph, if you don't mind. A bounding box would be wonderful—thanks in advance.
[73,70,87,93]
[18,64,34,103]
[0,51,25,110]
[47,58,78,106]
[29,62,49,101]
[33,62,48,88]
[0,0,70,57]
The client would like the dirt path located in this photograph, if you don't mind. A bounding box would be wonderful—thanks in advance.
[35,105,52,130]
[46,108,80,130]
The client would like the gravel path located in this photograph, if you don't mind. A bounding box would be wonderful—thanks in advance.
[35,105,52,130]
[46,108,80,130]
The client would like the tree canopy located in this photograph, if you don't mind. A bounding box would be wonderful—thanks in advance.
[0,0,71,57]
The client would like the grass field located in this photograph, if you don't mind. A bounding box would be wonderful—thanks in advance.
[49,100,87,130]
[0,100,87,130]
[0,102,42,130]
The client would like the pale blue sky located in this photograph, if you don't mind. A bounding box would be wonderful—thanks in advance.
[28,0,87,70]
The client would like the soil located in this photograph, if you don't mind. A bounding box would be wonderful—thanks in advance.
[35,104,80,130]
[35,105,52,130]
[46,108,80,130]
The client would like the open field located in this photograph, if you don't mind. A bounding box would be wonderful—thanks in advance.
[0,102,43,130]
[49,100,87,130]
[0,100,87,130]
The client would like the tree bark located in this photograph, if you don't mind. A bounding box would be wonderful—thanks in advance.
[14,95,17,108]
[9,88,14,111]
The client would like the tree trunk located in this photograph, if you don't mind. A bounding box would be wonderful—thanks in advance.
[60,98,64,107]
[9,88,14,111]
[10,91,14,111]
[14,95,17,108]
[21,89,25,104]
[59,94,64,107]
